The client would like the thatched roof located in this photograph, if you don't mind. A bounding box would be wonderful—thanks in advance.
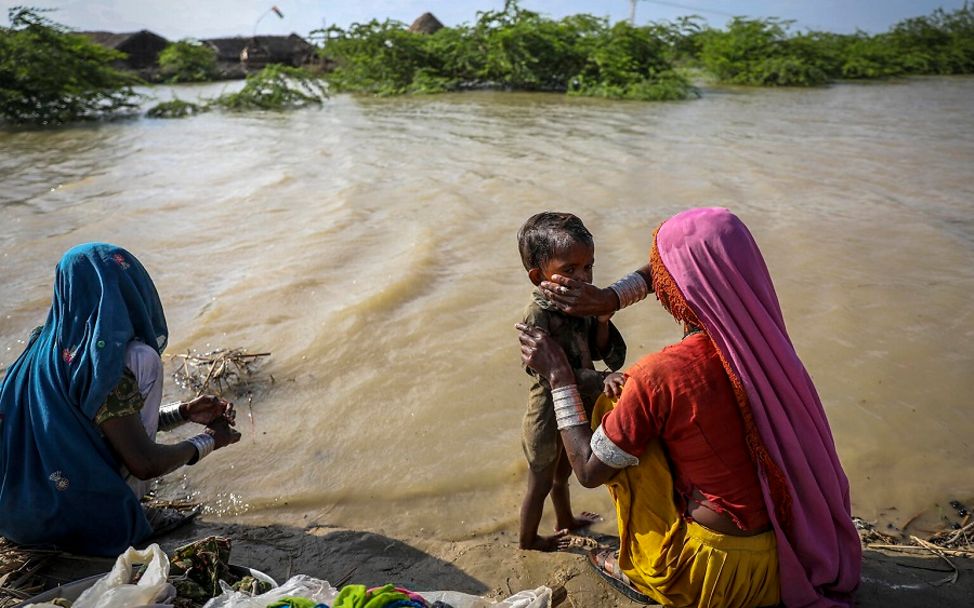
[409,12,444,34]
[203,37,249,61]
[79,30,169,68]
[81,30,169,49]
[203,34,314,66]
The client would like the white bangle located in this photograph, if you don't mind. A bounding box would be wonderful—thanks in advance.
[186,434,215,465]
[158,402,185,431]
[609,272,649,310]
[552,385,587,430]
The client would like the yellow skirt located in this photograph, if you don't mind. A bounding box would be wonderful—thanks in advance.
[592,396,780,608]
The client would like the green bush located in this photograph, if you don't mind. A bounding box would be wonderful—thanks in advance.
[699,17,830,86]
[835,33,906,79]
[698,4,974,86]
[0,7,140,126]
[886,5,974,74]
[318,19,432,95]
[316,0,693,101]
[468,3,589,90]
[158,39,218,83]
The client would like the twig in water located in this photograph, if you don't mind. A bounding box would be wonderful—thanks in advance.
[247,392,256,442]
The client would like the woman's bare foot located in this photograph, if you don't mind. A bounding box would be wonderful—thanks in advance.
[522,529,572,552]
[556,511,601,531]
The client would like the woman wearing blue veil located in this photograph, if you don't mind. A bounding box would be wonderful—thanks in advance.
[0,243,241,556]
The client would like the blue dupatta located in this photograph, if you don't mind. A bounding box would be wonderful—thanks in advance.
[0,243,168,555]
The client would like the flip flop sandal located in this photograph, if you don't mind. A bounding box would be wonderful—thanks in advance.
[144,504,202,539]
[587,548,658,605]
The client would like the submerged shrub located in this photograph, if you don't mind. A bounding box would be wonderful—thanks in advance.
[147,66,328,118]
[0,7,140,126]
[146,98,206,118]
[210,64,328,110]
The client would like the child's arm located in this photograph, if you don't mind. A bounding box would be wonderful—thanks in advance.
[590,314,627,371]
[520,305,554,378]
[592,314,611,356]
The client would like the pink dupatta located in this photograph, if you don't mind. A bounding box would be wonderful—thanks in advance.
[655,208,861,607]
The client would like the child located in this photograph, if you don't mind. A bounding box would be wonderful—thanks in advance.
[516,212,627,551]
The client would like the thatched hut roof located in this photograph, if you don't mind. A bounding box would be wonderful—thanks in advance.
[80,30,169,68]
[203,34,314,67]
[203,37,250,62]
[409,12,444,34]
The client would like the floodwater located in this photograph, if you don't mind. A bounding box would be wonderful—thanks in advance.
[1,77,973,538]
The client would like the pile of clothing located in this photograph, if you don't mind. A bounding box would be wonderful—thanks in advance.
[268,584,452,607]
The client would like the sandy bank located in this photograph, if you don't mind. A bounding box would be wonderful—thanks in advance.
[24,516,974,608]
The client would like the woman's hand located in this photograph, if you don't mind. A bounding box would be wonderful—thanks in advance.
[603,372,627,399]
[539,275,619,317]
[182,395,235,426]
[205,418,241,450]
[516,323,574,388]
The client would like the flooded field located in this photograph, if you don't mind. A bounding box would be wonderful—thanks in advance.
[2,76,972,539]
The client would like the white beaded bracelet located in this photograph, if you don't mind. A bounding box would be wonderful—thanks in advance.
[552,385,588,430]
[158,402,185,431]
[186,433,215,465]
[609,272,649,310]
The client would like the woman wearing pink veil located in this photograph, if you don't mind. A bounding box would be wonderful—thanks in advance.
[517,208,861,607]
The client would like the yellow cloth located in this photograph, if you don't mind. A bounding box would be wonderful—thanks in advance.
[592,395,780,608]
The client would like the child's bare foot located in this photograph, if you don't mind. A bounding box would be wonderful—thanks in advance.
[556,511,601,531]
[522,529,572,552]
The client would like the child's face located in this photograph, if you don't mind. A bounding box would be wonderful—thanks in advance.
[539,240,595,285]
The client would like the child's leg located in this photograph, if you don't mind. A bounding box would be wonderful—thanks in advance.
[520,463,570,551]
[551,447,600,531]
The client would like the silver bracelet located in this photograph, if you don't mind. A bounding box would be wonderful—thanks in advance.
[609,272,649,310]
[186,433,215,465]
[552,385,588,430]
[158,402,185,431]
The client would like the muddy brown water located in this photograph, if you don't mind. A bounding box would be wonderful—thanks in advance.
[2,76,972,540]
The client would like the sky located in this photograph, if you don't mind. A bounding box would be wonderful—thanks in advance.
[2,0,969,40]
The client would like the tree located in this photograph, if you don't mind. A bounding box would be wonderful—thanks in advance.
[158,39,218,83]
[0,7,140,126]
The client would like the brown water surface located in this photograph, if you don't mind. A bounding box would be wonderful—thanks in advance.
[2,77,972,537]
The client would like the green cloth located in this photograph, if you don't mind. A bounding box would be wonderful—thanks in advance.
[333,584,409,608]
[333,585,367,607]
[363,585,409,608]
[267,598,320,608]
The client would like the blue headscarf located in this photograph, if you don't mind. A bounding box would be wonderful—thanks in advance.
[0,243,168,555]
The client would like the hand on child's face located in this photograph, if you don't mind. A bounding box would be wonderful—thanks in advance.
[603,372,627,399]
[542,242,594,285]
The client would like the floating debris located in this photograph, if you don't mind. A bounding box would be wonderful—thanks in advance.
[170,348,270,398]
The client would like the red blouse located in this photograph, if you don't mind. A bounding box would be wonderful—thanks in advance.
[601,333,770,532]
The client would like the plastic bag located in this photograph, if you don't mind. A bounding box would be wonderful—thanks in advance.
[419,586,552,608]
[202,574,337,608]
[28,544,175,608]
